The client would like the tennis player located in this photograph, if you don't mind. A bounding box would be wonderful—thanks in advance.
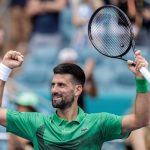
[0,50,149,149]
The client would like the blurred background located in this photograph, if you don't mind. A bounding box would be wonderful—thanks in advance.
[0,0,150,149]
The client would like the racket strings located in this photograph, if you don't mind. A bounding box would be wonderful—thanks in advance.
[93,11,130,54]
[90,7,132,57]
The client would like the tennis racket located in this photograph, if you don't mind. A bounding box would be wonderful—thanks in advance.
[88,5,150,82]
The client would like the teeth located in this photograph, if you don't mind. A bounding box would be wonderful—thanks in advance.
[53,97,61,99]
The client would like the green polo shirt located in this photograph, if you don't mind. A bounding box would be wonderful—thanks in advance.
[6,107,128,150]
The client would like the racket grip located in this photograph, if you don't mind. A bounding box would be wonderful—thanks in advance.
[139,67,150,83]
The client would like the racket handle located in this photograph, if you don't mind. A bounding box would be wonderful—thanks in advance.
[139,67,150,83]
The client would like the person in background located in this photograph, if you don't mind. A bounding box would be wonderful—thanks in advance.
[25,0,67,50]
[70,0,104,50]
[8,92,38,150]
[58,47,97,110]
[108,0,150,48]
[8,0,30,50]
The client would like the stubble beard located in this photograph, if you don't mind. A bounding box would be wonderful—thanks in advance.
[52,96,74,109]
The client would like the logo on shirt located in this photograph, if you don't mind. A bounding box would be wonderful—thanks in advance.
[81,127,88,132]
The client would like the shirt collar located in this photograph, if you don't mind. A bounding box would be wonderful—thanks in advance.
[52,107,85,126]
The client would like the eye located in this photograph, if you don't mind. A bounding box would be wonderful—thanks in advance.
[58,83,65,87]
[51,83,55,88]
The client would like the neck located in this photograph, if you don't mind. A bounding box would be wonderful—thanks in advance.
[57,103,78,122]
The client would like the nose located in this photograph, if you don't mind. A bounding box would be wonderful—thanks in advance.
[51,85,58,93]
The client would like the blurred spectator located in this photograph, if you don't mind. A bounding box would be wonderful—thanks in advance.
[25,0,67,51]
[70,0,104,50]
[107,0,150,48]
[135,1,150,48]
[59,1,76,47]
[58,47,97,110]
[58,47,78,64]
[8,0,31,50]
[8,92,38,150]
[142,1,150,31]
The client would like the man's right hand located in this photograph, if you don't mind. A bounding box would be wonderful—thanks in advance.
[2,50,24,69]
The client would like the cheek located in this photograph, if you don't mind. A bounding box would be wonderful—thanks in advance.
[63,89,75,98]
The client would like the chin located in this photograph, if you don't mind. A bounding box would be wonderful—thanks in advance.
[52,100,61,108]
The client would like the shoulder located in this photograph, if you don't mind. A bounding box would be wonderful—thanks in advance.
[7,110,51,123]
[86,112,123,123]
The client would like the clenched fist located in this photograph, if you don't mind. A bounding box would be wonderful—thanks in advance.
[2,50,24,69]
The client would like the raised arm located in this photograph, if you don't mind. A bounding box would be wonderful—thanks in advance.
[0,51,23,127]
[122,50,150,133]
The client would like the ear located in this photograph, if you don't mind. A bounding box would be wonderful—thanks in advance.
[74,85,83,97]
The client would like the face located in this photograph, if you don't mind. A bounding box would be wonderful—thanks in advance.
[51,74,81,109]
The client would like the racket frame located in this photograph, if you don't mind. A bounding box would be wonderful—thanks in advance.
[88,5,135,60]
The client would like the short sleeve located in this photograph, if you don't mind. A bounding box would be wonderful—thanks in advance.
[99,113,130,142]
[6,110,42,141]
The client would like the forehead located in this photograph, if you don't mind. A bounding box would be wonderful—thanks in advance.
[52,74,73,83]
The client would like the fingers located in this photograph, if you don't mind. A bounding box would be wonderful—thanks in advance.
[7,50,24,62]
[18,55,24,62]
[135,56,148,70]
[134,50,148,70]
[127,60,134,65]
[134,50,141,56]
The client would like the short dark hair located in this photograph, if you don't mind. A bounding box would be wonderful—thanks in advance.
[53,63,85,86]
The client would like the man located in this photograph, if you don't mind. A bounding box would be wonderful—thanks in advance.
[0,50,149,149]
[25,0,67,50]
[58,47,97,110]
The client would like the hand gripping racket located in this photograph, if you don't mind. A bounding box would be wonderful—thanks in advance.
[88,5,150,83]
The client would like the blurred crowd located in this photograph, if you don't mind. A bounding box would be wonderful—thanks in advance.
[0,0,150,150]
[0,0,149,54]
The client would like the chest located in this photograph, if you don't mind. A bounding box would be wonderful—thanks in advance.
[35,122,101,149]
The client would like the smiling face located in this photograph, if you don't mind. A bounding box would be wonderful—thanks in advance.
[51,74,82,109]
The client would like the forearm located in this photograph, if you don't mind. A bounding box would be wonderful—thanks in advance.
[0,63,12,107]
[134,93,150,127]
[134,78,150,127]
[122,78,150,133]
[0,80,7,127]
[0,67,9,127]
